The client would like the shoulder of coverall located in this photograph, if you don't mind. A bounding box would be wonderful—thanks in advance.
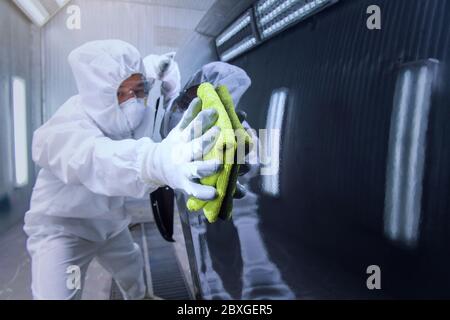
[33,95,103,143]
[31,95,105,165]
[42,95,101,127]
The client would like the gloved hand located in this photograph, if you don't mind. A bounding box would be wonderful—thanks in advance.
[160,53,181,100]
[143,53,181,100]
[157,52,176,79]
[142,98,222,201]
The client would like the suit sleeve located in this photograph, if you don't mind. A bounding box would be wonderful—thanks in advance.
[32,118,160,199]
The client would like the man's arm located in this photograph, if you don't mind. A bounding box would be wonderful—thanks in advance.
[32,119,159,199]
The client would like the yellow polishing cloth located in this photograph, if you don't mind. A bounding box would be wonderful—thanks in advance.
[186,83,236,223]
[186,83,252,223]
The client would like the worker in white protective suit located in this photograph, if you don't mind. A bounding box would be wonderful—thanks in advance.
[24,40,222,300]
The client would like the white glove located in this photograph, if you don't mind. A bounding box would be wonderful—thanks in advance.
[157,52,176,79]
[142,98,221,201]
[143,53,181,100]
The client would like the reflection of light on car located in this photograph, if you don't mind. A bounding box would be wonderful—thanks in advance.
[384,60,439,247]
[262,88,288,197]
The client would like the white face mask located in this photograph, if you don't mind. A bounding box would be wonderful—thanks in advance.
[120,97,146,132]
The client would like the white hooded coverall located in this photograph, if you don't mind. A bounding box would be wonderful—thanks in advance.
[24,40,164,300]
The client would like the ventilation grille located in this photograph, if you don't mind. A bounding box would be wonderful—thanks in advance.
[110,223,192,300]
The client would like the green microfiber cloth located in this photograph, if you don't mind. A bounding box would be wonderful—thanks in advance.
[186,83,236,222]
[186,83,252,223]
[216,85,252,220]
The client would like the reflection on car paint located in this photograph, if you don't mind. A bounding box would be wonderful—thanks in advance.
[261,88,288,197]
[384,60,439,248]
[182,165,294,299]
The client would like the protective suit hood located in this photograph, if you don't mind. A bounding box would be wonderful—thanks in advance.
[184,61,251,106]
[162,62,251,138]
[68,40,145,138]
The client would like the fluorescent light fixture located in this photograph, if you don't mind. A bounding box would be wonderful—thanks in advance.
[384,60,439,248]
[260,0,301,25]
[12,77,29,187]
[13,0,70,27]
[216,0,337,60]
[257,0,337,40]
[216,12,252,47]
[262,88,288,197]
[55,0,69,6]
[257,0,280,14]
[220,36,257,62]
[13,0,49,26]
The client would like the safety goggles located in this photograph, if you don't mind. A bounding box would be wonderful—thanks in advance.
[118,77,155,101]
[133,78,154,98]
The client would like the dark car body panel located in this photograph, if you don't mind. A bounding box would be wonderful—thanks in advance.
[176,0,450,299]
